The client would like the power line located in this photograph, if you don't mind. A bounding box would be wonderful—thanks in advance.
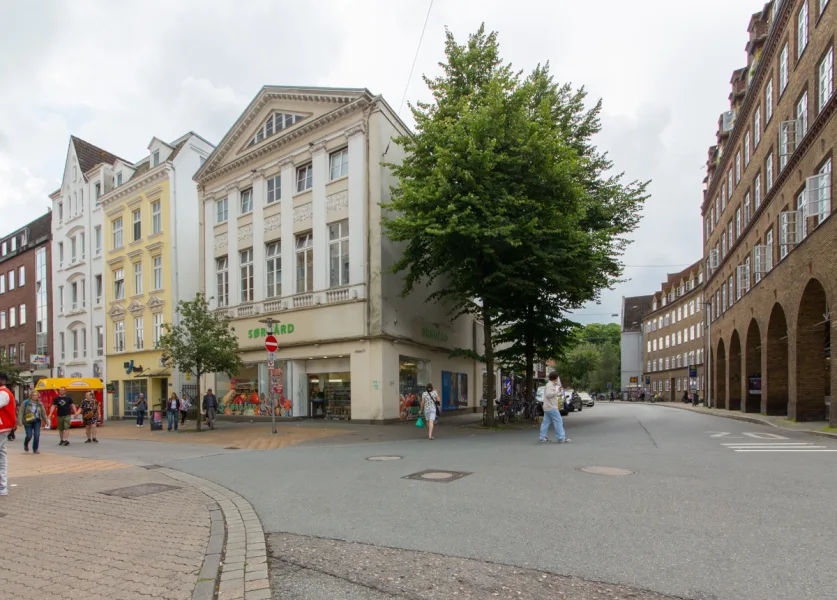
[398,0,434,117]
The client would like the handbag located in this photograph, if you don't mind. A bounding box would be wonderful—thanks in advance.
[24,401,36,424]
[415,416,425,428]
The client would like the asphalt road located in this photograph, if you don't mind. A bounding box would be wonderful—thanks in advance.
[56,404,837,599]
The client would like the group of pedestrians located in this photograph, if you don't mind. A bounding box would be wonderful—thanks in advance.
[131,389,219,431]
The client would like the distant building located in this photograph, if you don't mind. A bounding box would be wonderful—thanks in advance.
[620,295,654,398]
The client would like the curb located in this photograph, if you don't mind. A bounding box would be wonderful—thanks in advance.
[160,468,272,600]
[651,402,837,439]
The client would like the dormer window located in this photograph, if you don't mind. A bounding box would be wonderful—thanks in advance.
[116,172,123,186]
[249,112,306,146]
[152,150,160,167]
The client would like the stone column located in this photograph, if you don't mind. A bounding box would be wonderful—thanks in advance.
[346,125,367,286]
[279,159,295,297]
[226,185,240,307]
[204,198,216,310]
[251,174,266,303]
[310,143,328,291]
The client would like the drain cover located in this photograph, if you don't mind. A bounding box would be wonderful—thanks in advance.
[367,456,403,461]
[579,466,633,476]
[403,469,472,483]
[100,483,182,498]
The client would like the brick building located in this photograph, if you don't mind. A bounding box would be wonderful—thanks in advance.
[702,0,836,424]
[0,213,53,399]
[642,262,706,402]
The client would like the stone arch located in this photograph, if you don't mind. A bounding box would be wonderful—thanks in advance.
[765,303,789,416]
[728,330,742,411]
[795,279,830,421]
[716,338,727,410]
[744,319,762,413]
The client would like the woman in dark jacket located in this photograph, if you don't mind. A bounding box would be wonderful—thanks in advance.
[18,390,48,453]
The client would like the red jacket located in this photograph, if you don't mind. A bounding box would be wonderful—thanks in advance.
[0,385,16,434]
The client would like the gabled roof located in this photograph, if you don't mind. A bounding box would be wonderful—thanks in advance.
[622,295,654,332]
[71,136,128,176]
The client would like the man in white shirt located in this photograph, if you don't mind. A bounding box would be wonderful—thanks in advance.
[539,371,571,444]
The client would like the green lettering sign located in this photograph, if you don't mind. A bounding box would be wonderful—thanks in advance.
[421,326,448,343]
[248,324,295,338]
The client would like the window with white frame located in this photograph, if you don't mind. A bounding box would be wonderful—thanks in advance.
[647,341,651,353]
[766,152,774,189]
[329,148,349,180]
[677,331,682,345]
[722,284,727,312]
[296,164,313,193]
[113,217,123,249]
[766,229,774,272]
[80,232,85,260]
[152,201,161,234]
[729,276,734,307]
[267,175,281,204]
[744,192,751,223]
[8,306,14,327]
[153,256,162,290]
[797,91,808,143]
[745,132,751,165]
[754,106,761,146]
[735,153,741,183]
[96,326,103,356]
[114,268,125,300]
[266,242,281,298]
[249,112,305,146]
[779,43,789,93]
[19,304,25,325]
[82,328,87,357]
[152,150,160,167]
[216,257,229,306]
[71,281,78,310]
[95,275,102,304]
[328,220,349,287]
[70,236,76,263]
[766,79,774,123]
[94,226,101,256]
[821,0,830,16]
[296,233,314,293]
[819,47,834,112]
[665,335,670,348]
[240,248,254,302]
[57,285,63,313]
[132,208,141,241]
[133,261,142,295]
[722,182,727,211]
[677,307,682,321]
[134,317,144,350]
[815,158,832,225]
[114,321,125,352]
[653,339,657,352]
[798,1,809,59]
[736,207,742,238]
[153,313,163,347]
[755,173,762,206]
[797,190,808,240]
[18,266,24,287]
[72,329,78,359]
[216,198,228,223]
[240,188,253,215]
[647,360,651,372]
[59,332,64,359]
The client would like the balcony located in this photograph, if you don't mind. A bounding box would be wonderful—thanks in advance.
[263,298,283,313]
[237,304,257,318]
[325,287,353,303]
[292,294,315,309]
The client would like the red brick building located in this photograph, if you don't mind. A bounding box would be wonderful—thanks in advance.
[702,0,836,424]
[0,213,53,399]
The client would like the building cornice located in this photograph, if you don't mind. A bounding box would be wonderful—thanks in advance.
[642,284,705,321]
[99,165,170,209]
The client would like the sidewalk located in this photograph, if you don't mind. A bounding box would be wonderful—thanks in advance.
[652,401,837,439]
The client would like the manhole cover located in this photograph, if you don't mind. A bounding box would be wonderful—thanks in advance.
[579,466,633,476]
[141,465,164,470]
[100,483,182,498]
[367,456,403,461]
[403,469,472,483]
[224,446,240,450]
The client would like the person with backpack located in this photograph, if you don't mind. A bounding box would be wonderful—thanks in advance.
[0,372,17,496]
[18,390,47,454]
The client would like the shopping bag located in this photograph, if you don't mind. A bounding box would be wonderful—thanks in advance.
[415,416,425,428]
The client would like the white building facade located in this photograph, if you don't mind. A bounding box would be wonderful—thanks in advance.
[195,86,485,422]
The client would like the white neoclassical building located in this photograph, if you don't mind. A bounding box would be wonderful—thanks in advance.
[195,86,487,422]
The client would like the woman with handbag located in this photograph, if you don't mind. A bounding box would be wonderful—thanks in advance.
[80,391,99,443]
[18,390,47,454]
[419,383,437,440]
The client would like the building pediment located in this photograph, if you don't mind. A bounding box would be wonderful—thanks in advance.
[108,303,126,319]
[128,300,145,315]
[146,295,165,313]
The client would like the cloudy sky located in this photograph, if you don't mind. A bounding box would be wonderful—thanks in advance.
[0,0,761,324]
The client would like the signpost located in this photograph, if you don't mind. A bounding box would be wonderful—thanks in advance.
[258,318,281,434]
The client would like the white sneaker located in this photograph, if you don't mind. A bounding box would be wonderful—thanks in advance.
[559,438,572,444]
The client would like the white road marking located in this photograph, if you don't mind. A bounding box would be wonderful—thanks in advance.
[721,443,816,446]
[720,441,836,452]
[733,449,837,452]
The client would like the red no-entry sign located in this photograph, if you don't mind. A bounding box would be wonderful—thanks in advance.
[264,334,279,352]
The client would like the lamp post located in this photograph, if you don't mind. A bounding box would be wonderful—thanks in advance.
[258,317,280,434]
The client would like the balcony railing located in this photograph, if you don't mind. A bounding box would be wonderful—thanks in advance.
[237,304,256,318]
[325,287,352,303]
[292,294,315,308]
[263,298,283,313]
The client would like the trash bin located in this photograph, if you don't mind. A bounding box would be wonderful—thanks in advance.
[150,410,163,430]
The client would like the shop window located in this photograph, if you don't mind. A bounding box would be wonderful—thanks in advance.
[123,379,147,417]
[308,371,351,419]
[399,356,431,421]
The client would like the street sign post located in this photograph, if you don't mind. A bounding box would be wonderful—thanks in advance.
[264,335,278,353]
[267,352,275,367]
[258,318,281,434]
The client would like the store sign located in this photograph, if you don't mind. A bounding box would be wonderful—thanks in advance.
[688,365,697,378]
[629,376,638,384]
[30,354,49,367]
[248,324,295,338]
[421,326,448,343]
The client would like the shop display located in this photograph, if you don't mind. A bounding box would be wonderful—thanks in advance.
[308,372,350,419]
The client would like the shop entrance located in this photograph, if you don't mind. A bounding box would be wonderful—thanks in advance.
[308,371,350,419]
[399,356,430,421]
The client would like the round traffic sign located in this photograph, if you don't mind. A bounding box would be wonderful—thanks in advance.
[264,334,279,352]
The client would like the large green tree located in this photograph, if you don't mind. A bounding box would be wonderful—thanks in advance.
[158,293,241,431]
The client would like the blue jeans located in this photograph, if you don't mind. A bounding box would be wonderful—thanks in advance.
[167,410,178,431]
[539,408,566,442]
[136,410,145,426]
[24,420,42,452]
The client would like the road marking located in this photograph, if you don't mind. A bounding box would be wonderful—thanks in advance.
[707,431,789,439]
[720,441,836,452]
[733,449,837,452]
[721,443,815,446]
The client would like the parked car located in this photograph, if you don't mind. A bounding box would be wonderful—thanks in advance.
[564,390,583,413]
[579,392,594,407]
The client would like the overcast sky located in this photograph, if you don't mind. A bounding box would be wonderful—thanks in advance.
[0,0,761,324]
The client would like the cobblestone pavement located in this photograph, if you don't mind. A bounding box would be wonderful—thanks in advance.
[267,533,681,600]
[0,451,211,600]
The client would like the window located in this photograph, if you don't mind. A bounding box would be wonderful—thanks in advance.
[116,172,123,186]
[18,266,24,287]
[766,229,775,272]
[714,197,719,224]
[0,311,4,329]
[152,150,160,167]
[58,202,64,223]
[677,307,682,321]
[722,284,727,312]
[95,275,102,304]
[647,360,651,372]
[153,313,163,347]
[151,201,161,234]
[266,242,281,298]
[765,79,774,123]
[677,331,682,345]
[754,107,761,146]
[779,44,789,94]
[71,281,78,310]
[653,339,657,352]
[766,152,774,189]
[19,343,25,364]
[133,261,142,295]
[821,0,830,16]
[80,189,84,212]
[726,170,732,200]
[94,226,102,255]
[113,217,123,249]
[153,256,162,290]
[819,47,834,112]
[249,112,305,146]
[60,332,64,360]
[216,198,228,223]
[72,329,78,359]
[295,233,314,293]
[797,190,809,242]
[744,132,750,165]
[296,164,313,192]
[736,207,742,238]
[328,220,350,287]
[798,1,809,59]
[744,192,751,223]
[736,152,741,183]
[114,268,125,300]
[134,317,144,350]
[114,321,125,352]
[267,176,281,204]
[647,341,651,353]
[94,183,101,200]
[665,335,670,348]
[755,173,762,206]
[329,148,349,180]
[132,209,142,241]
[216,257,229,307]
[96,326,104,356]
[797,91,809,143]
[9,306,15,327]
[239,249,254,302]
[240,188,253,214]
[8,270,14,291]
[9,345,16,363]
[58,285,64,313]
[815,159,832,225]
[70,236,77,263]
[80,231,85,260]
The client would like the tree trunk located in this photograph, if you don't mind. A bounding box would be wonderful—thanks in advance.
[482,306,496,426]
[195,371,202,432]
[525,331,535,411]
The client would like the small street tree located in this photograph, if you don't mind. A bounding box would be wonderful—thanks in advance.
[158,293,241,431]
[0,356,26,392]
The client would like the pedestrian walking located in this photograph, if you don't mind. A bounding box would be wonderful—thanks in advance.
[203,388,218,430]
[167,393,181,431]
[80,391,99,444]
[133,393,147,427]
[18,390,47,454]
[692,391,700,407]
[179,394,190,426]
[539,371,570,444]
[0,372,17,496]
[681,390,690,404]
[49,386,76,446]
[419,384,437,440]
